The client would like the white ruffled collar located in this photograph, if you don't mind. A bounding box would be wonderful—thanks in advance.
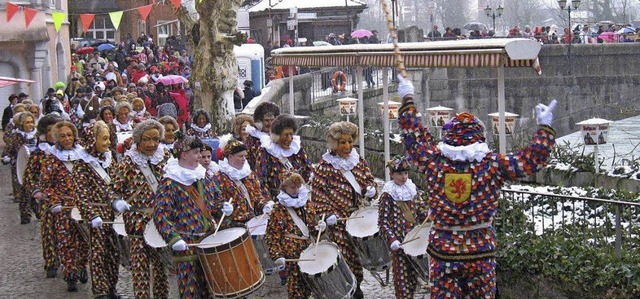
[160,142,174,151]
[163,158,206,185]
[135,106,147,117]
[17,129,37,140]
[437,142,491,163]
[79,149,113,168]
[322,148,360,171]
[206,162,220,177]
[113,119,133,132]
[38,142,54,153]
[382,179,418,202]
[246,125,269,139]
[190,123,211,133]
[51,144,84,162]
[218,158,252,180]
[124,144,165,166]
[260,134,301,158]
[277,185,310,208]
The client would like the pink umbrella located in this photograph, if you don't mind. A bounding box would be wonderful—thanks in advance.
[0,76,35,88]
[598,32,618,43]
[351,29,373,38]
[157,75,188,85]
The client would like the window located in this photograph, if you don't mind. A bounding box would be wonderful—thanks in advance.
[88,16,116,42]
[157,20,176,46]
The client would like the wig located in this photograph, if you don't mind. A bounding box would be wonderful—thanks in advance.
[327,121,358,151]
[132,119,165,145]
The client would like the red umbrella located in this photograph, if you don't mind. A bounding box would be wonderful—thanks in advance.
[75,46,94,54]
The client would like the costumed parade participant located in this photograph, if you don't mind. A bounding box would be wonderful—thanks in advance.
[4,111,38,223]
[96,106,118,154]
[154,134,225,298]
[41,121,89,292]
[396,75,557,298]
[244,102,279,170]
[23,114,63,278]
[113,101,134,133]
[131,97,151,122]
[74,121,122,299]
[186,109,216,138]
[266,170,322,299]
[231,114,254,142]
[157,115,178,154]
[2,103,27,202]
[378,156,429,299]
[255,114,312,198]
[309,121,378,299]
[199,143,219,177]
[112,119,170,299]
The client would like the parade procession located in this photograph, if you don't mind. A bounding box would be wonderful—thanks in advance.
[5,0,640,298]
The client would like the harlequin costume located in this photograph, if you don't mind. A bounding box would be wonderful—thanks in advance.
[112,144,170,299]
[41,142,90,290]
[186,109,216,139]
[5,126,38,223]
[154,156,218,298]
[266,179,317,299]
[310,147,377,296]
[73,124,121,299]
[243,125,266,171]
[256,134,311,198]
[378,157,429,299]
[396,76,557,298]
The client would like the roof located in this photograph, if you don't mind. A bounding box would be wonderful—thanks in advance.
[248,0,366,12]
[270,38,542,73]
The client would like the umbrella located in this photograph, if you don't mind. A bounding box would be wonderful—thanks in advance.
[464,22,488,32]
[598,32,618,43]
[313,41,332,46]
[75,46,94,54]
[97,43,115,52]
[617,27,636,34]
[157,75,188,85]
[351,29,373,38]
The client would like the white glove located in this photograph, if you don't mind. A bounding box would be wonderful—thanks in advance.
[326,215,338,226]
[315,220,327,232]
[365,186,376,198]
[51,205,62,213]
[390,240,401,251]
[112,199,131,213]
[536,99,557,126]
[222,202,234,216]
[274,257,286,267]
[397,74,414,99]
[2,156,10,164]
[172,239,188,251]
[262,201,275,215]
[91,217,103,228]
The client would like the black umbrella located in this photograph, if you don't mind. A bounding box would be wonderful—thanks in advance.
[464,22,488,32]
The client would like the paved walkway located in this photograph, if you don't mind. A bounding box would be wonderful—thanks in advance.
[0,161,429,298]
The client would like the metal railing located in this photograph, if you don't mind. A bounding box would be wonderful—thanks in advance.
[298,66,395,102]
[497,188,640,259]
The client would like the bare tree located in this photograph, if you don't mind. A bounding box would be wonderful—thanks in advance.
[433,0,472,29]
[502,0,547,29]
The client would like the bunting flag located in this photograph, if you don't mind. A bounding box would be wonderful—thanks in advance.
[108,11,123,30]
[80,13,95,33]
[24,7,38,28]
[137,4,153,23]
[6,2,19,23]
[170,0,182,10]
[52,11,65,32]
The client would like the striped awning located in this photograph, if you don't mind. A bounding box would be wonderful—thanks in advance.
[271,38,542,74]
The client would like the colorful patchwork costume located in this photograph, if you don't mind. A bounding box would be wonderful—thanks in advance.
[396,76,557,298]
[255,135,312,198]
[244,125,267,173]
[4,128,38,222]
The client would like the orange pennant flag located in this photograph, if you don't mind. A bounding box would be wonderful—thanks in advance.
[24,7,38,28]
[6,2,19,23]
[80,14,95,33]
[170,0,182,10]
[137,4,153,23]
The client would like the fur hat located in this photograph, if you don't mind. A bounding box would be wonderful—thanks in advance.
[442,112,486,146]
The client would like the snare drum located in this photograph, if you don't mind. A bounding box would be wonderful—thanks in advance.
[298,241,356,299]
[113,214,130,268]
[345,206,391,271]
[143,220,174,271]
[71,207,90,243]
[400,223,432,282]
[196,227,264,298]
[246,215,277,274]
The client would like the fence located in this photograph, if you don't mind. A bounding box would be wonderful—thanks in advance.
[497,188,640,259]
[294,66,394,103]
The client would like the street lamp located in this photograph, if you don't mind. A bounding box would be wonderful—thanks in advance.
[484,5,504,34]
[558,0,580,64]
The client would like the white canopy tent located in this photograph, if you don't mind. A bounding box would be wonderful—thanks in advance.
[271,38,542,179]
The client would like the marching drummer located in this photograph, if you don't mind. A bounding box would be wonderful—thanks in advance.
[111,120,171,299]
[41,121,90,292]
[73,121,122,299]
[265,170,321,299]
[244,101,279,170]
[309,121,378,299]
[378,156,429,299]
[153,133,229,298]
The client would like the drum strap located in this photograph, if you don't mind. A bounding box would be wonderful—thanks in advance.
[433,221,492,232]
[278,156,294,170]
[286,207,310,238]
[232,179,253,211]
[63,161,74,173]
[139,164,159,193]
[341,170,362,196]
[89,162,111,184]
[185,182,211,221]
[397,202,417,225]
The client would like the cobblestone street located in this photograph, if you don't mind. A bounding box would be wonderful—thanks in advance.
[0,162,428,298]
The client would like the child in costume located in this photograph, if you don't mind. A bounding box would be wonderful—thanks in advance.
[396,75,557,298]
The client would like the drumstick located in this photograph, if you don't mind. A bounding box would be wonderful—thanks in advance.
[407,218,430,243]
[314,214,326,255]
[102,221,125,224]
[212,197,234,236]
[186,242,221,247]
[337,216,365,221]
[285,258,316,262]
[246,213,268,233]
[61,206,76,210]
[401,237,420,246]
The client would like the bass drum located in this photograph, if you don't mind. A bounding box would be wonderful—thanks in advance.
[16,145,30,185]
[143,220,175,273]
[113,214,131,268]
